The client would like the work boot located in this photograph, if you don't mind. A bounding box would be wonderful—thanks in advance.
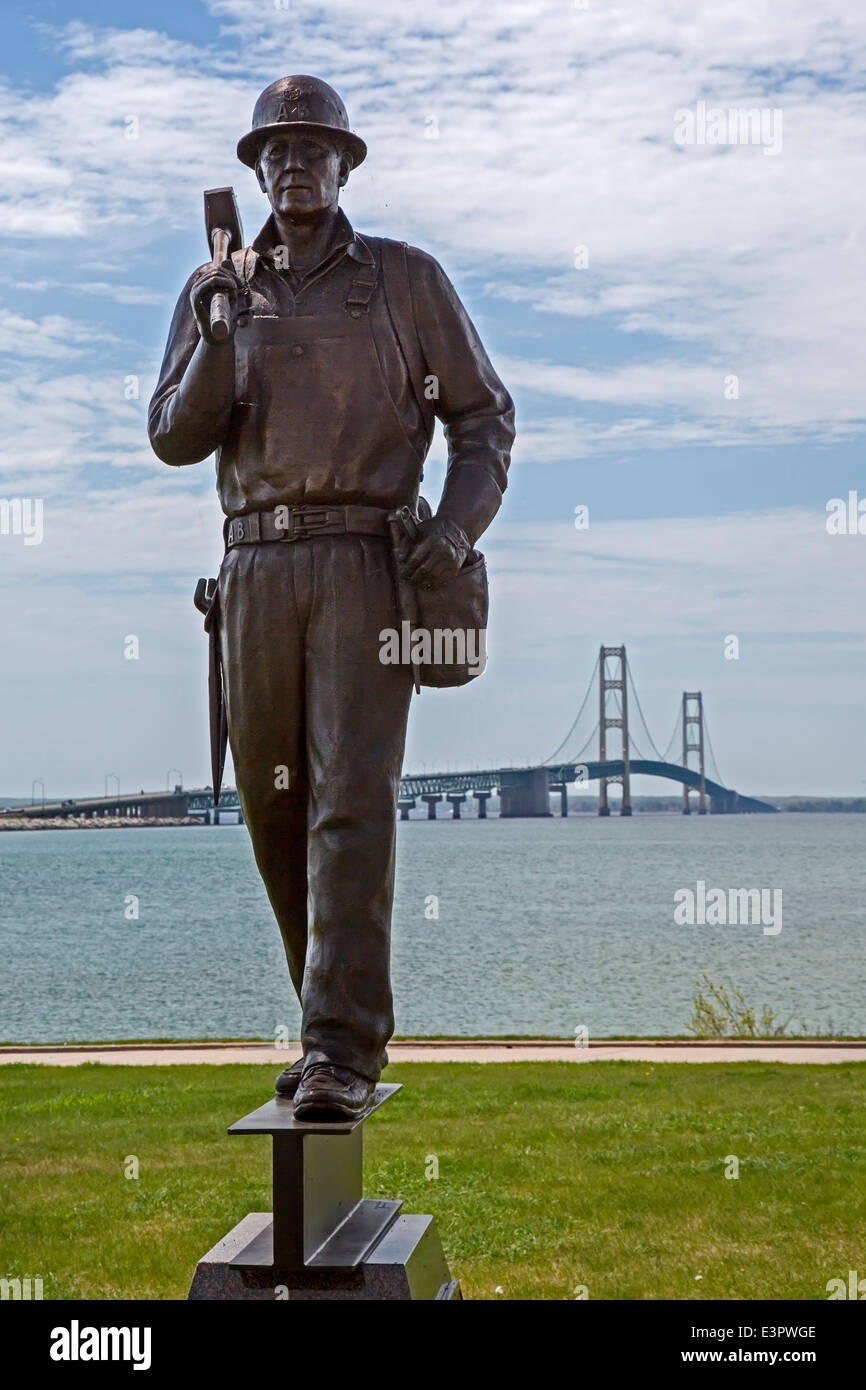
[274,1056,305,1097]
[275,1050,388,1098]
[292,1062,375,1120]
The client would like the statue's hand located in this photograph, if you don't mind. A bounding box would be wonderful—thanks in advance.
[190,263,241,345]
[402,516,470,590]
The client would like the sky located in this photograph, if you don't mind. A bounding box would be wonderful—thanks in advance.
[1,0,865,799]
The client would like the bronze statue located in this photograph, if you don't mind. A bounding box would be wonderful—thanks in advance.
[149,76,514,1119]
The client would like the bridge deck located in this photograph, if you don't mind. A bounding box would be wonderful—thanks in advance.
[3,761,774,819]
[398,760,775,813]
[0,791,190,820]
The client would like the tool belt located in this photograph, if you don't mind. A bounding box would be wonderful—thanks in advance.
[224,504,391,549]
[197,502,486,787]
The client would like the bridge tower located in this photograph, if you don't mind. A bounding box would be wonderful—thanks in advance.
[681,691,707,815]
[598,645,632,816]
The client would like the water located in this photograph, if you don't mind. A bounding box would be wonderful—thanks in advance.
[0,814,863,1041]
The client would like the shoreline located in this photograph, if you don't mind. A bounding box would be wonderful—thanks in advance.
[0,816,199,830]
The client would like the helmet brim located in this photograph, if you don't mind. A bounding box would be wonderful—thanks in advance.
[237,121,367,170]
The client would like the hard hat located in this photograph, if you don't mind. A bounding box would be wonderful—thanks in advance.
[237,75,366,169]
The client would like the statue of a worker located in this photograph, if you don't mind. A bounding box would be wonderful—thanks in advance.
[149,76,514,1119]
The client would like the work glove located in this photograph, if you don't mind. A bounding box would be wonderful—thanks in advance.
[402,516,470,590]
[190,262,242,345]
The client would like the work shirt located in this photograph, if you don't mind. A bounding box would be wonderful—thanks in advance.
[148,209,514,537]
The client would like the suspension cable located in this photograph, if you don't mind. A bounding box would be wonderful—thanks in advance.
[625,656,665,761]
[702,709,724,785]
[569,722,599,763]
[628,731,649,760]
[543,661,597,764]
[661,710,681,764]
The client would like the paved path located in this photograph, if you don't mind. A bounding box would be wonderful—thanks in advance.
[2,1040,865,1065]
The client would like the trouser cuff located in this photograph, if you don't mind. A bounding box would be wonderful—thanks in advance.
[303,1045,382,1083]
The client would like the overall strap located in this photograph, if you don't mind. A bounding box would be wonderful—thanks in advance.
[230,247,259,289]
[373,236,436,439]
[344,257,379,317]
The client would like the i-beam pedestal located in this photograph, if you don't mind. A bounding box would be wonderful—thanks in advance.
[187,1085,459,1301]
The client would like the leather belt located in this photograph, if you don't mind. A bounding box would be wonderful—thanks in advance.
[225,504,393,549]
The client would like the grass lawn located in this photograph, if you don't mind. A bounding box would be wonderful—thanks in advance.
[1,1061,865,1301]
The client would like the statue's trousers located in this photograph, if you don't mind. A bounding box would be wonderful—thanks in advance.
[217,299,420,1081]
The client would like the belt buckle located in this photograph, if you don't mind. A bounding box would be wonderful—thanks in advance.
[289,507,332,539]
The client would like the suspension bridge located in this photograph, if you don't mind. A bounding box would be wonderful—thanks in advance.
[397,645,776,818]
[3,646,775,822]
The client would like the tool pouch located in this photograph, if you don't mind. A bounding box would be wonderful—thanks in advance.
[387,505,489,690]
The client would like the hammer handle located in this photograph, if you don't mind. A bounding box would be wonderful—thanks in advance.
[209,227,232,341]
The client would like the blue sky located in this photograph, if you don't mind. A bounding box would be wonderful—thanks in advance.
[1,0,865,798]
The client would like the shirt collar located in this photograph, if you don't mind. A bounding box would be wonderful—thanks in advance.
[251,207,373,268]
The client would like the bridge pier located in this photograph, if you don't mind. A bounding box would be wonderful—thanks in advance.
[473,790,491,819]
[499,769,551,818]
[398,799,416,821]
[550,783,568,817]
[421,794,442,820]
[446,794,466,819]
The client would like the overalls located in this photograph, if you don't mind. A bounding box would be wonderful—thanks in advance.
[218,254,419,1081]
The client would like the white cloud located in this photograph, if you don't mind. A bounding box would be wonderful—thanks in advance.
[18,279,170,306]
[0,308,119,359]
[0,368,160,487]
[0,0,862,442]
[0,3,865,793]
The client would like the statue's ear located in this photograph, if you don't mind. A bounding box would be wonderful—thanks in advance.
[255,159,267,194]
[338,151,352,189]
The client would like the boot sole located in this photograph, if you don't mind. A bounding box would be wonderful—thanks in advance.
[293,1095,370,1120]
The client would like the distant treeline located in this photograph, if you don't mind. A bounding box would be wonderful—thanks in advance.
[571,796,866,813]
[773,798,866,813]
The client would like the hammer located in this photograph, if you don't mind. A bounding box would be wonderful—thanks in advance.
[203,187,244,340]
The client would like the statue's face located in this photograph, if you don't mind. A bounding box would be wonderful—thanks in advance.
[256,131,350,219]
